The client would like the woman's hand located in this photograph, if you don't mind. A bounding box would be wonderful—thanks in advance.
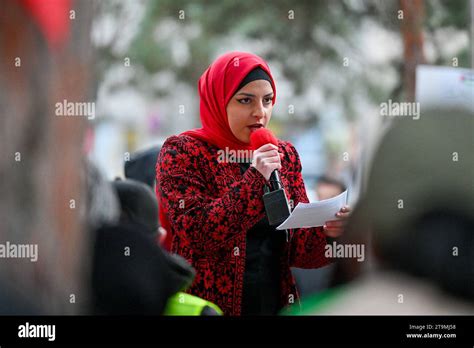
[251,143,281,181]
[322,205,351,237]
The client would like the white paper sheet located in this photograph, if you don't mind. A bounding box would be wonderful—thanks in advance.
[416,65,474,112]
[276,190,347,230]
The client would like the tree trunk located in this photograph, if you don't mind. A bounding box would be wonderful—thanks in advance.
[400,0,426,101]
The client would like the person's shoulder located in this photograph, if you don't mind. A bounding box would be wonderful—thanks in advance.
[162,134,202,147]
[161,134,212,155]
[157,134,215,179]
[277,139,299,157]
[159,134,215,171]
[277,139,301,171]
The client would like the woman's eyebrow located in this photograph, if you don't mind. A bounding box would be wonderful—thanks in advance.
[236,92,274,97]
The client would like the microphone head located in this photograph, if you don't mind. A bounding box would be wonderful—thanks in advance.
[250,128,278,150]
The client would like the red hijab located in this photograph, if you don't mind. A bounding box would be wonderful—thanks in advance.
[182,51,277,151]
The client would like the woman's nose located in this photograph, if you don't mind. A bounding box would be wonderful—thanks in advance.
[252,102,266,119]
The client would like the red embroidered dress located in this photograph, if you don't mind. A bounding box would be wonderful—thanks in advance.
[156,134,330,315]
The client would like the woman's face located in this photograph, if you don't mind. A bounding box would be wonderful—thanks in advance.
[226,79,274,144]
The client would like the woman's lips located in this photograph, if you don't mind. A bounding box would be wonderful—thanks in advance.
[248,125,263,132]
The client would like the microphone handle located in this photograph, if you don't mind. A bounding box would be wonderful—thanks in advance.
[269,169,283,191]
[267,169,289,242]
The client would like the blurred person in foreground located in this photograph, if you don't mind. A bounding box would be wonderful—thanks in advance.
[123,146,173,250]
[84,162,179,315]
[0,0,93,314]
[283,108,474,315]
[124,146,161,190]
[315,175,347,201]
[156,51,351,316]
[109,178,222,315]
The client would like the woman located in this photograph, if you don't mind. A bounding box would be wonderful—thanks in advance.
[156,51,350,316]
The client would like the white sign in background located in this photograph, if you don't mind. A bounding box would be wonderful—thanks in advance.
[416,65,474,112]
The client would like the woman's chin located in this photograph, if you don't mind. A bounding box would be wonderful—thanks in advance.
[238,130,251,144]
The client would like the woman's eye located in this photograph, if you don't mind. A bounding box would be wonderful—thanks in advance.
[238,98,251,104]
[264,98,272,104]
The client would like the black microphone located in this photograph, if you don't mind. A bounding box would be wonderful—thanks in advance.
[250,129,292,229]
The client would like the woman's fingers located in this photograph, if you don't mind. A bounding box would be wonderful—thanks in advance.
[252,145,282,180]
[268,163,282,172]
[265,150,280,157]
[322,205,352,237]
[257,150,279,158]
[262,155,281,164]
[254,150,279,161]
[325,219,346,228]
[322,225,344,237]
[257,143,278,152]
[338,205,351,213]
[335,205,351,218]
